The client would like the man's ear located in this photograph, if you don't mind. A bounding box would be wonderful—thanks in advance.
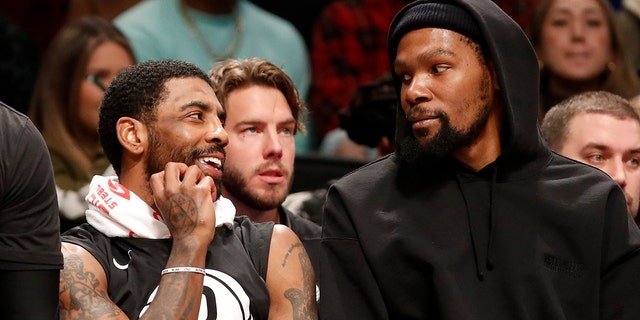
[116,117,147,155]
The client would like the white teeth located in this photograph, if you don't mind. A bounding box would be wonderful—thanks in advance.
[201,157,222,167]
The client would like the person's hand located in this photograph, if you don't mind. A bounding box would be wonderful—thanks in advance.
[150,162,217,244]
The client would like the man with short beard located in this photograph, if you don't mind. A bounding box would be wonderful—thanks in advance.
[319,0,640,319]
[58,59,317,320]
[209,57,321,291]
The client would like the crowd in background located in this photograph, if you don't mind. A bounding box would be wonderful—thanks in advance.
[1,0,640,318]
[0,0,639,221]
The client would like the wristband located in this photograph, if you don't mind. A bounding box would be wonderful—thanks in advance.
[161,267,207,276]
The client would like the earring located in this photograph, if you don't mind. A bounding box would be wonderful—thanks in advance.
[538,59,544,71]
[607,61,617,73]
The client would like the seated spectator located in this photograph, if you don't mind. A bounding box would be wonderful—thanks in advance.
[0,101,63,319]
[527,0,640,120]
[29,16,135,231]
[541,90,640,223]
[319,73,397,162]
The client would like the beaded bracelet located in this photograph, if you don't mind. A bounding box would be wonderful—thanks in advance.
[161,267,207,276]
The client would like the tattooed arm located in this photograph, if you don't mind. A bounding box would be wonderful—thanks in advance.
[59,233,211,320]
[59,243,128,319]
[266,225,318,320]
[59,163,217,320]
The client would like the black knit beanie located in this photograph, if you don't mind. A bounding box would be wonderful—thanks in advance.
[388,2,484,60]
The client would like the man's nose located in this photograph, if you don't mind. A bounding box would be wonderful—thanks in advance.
[264,130,283,159]
[206,121,229,147]
[608,161,627,189]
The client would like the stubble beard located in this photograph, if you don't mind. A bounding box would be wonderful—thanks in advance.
[222,162,291,210]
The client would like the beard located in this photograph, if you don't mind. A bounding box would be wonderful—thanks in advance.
[397,68,495,167]
[397,92,493,167]
[145,130,224,200]
[222,161,291,210]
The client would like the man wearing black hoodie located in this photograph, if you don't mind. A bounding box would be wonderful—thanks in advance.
[319,0,640,319]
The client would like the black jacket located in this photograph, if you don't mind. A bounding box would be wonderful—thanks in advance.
[319,0,640,319]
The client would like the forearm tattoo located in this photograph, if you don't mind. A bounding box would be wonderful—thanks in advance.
[59,254,123,319]
[161,193,198,238]
[143,272,199,320]
[284,243,318,320]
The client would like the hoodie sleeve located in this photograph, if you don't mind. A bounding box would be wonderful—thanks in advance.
[599,187,640,320]
[320,184,389,320]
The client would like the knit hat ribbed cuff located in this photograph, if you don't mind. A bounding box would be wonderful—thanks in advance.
[389,2,484,56]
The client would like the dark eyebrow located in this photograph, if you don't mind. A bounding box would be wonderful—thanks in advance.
[180,100,212,112]
[394,48,456,70]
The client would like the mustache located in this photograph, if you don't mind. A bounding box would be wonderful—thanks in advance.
[405,106,446,121]
[189,145,226,162]
[255,160,289,176]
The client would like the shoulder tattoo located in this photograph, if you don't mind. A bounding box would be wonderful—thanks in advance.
[59,253,123,319]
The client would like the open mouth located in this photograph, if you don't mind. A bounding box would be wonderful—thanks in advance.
[200,156,222,168]
[196,155,224,179]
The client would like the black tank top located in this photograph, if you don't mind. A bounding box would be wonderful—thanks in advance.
[62,216,273,319]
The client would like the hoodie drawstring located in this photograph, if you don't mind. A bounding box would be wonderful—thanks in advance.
[486,167,497,271]
[456,166,498,281]
[456,173,485,280]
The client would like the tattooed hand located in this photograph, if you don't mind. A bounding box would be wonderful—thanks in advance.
[150,162,217,243]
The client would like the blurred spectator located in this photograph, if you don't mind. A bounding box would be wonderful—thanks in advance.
[618,0,640,76]
[320,73,397,162]
[289,74,396,223]
[308,0,410,142]
[114,0,314,153]
[527,0,640,120]
[29,16,135,231]
[340,73,397,159]
[0,16,40,115]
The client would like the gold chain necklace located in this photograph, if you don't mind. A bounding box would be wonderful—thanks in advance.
[179,2,244,62]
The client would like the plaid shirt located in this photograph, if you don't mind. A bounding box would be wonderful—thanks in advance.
[309,0,409,135]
